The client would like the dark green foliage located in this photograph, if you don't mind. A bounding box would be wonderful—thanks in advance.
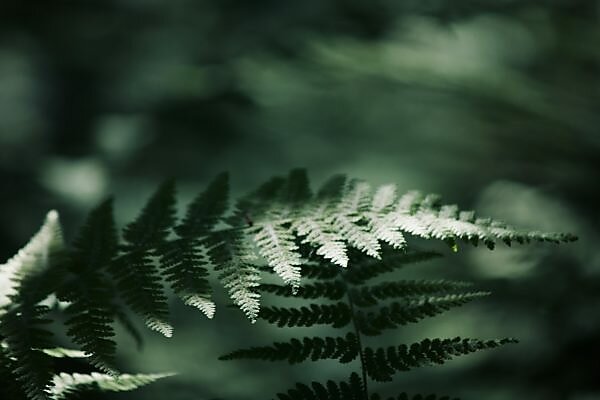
[0,346,28,400]
[260,303,352,328]
[354,292,490,336]
[0,170,575,400]
[221,248,514,399]
[111,180,175,337]
[220,333,359,364]
[277,373,364,400]
[0,306,53,400]
[58,199,118,374]
[159,173,230,318]
[363,338,517,381]
[349,280,473,307]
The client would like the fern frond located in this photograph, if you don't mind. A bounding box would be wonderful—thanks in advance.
[364,337,517,381]
[260,303,351,328]
[0,305,53,400]
[367,184,407,250]
[46,372,174,400]
[254,221,302,289]
[40,348,89,359]
[0,347,28,400]
[280,169,313,208]
[277,373,364,400]
[391,191,575,249]
[112,180,175,337]
[260,281,346,301]
[293,216,349,268]
[356,292,490,336]
[209,232,262,322]
[350,280,473,308]
[220,332,359,364]
[57,199,118,374]
[0,210,64,313]
[160,238,215,318]
[159,173,229,318]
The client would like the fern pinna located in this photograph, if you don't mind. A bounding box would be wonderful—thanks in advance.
[220,248,516,399]
[0,169,574,400]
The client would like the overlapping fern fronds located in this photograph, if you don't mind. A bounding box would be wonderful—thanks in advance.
[220,249,518,399]
[0,169,575,400]
[0,210,170,400]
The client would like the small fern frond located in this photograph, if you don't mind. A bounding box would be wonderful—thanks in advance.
[391,191,575,249]
[220,332,359,364]
[0,345,29,400]
[209,232,262,322]
[160,239,215,318]
[367,185,407,250]
[293,215,349,268]
[277,373,364,400]
[0,210,64,313]
[58,199,118,374]
[40,348,89,359]
[364,337,517,381]
[260,303,351,328]
[350,280,473,308]
[355,292,490,336]
[159,173,229,319]
[113,180,175,337]
[46,372,174,400]
[254,221,302,289]
[0,305,53,400]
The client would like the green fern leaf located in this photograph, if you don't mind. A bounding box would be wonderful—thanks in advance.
[254,221,303,289]
[364,337,517,381]
[220,332,359,364]
[260,303,351,328]
[391,191,575,249]
[356,292,490,336]
[0,346,28,400]
[293,215,349,268]
[277,373,364,400]
[40,347,88,359]
[328,181,380,259]
[46,372,174,400]
[0,305,53,400]
[0,210,64,313]
[367,184,407,250]
[291,173,350,267]
[159,173,229,318]
[209,231,262,322]
[350,280,473,308]
[58,199,118,374]
[112,180,175,337]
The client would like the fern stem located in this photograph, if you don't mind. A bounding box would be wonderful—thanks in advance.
[341,272,369,400]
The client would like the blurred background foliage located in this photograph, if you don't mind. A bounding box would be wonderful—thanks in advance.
[1,0,599,399]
